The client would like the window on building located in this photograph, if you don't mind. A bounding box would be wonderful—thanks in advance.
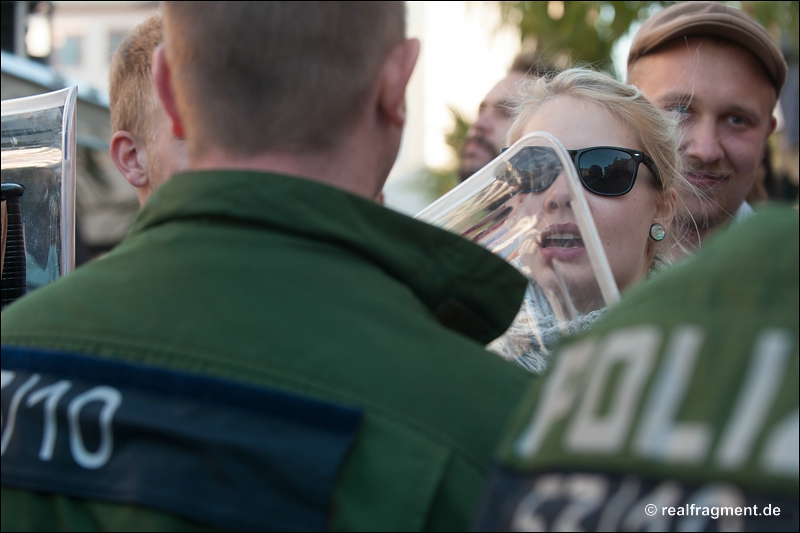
[57,35,82,67]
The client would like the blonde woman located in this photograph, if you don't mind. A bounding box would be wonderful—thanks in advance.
[491,68,690,372]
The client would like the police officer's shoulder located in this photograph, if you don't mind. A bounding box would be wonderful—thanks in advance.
[474,207,799,532]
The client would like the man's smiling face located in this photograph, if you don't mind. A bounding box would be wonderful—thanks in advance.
[630,37,776,232]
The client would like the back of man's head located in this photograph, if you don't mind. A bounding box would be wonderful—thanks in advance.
[160,2,406,160]
[109,14,162,146]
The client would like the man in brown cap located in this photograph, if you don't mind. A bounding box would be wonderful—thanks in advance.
[627,1,787,249]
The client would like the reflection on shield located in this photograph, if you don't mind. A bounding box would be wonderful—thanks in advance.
[417,132,619,373]
[1,87,77,308]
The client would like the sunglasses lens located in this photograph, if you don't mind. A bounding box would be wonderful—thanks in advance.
[577,149,635,195]
[505,147,562,193]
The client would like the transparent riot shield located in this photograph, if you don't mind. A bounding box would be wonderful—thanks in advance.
[416,132,620,373]
[1,87,78,308]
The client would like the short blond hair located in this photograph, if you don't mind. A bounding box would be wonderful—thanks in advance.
[161,2,406,158]
[507,68,690,269]
[109,14,162,145]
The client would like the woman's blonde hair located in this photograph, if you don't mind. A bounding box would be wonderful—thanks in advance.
[506,67,692,271]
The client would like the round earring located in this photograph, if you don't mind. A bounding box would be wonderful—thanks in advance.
[649,223,666,241]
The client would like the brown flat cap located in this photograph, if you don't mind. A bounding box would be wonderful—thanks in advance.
[628,1,787,93]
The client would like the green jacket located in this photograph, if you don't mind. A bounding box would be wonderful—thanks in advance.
[1,171,532,531]
[476,207,799,531]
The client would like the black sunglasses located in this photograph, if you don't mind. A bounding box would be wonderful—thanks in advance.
[501,146,662,197]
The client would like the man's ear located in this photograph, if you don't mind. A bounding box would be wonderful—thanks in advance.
[153,45,185,139]
[110,130,148,188]
[377,38,420,127]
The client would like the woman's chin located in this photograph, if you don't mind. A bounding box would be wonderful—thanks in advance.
[526,262,605,314]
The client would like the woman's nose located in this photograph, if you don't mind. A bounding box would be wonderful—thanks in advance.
[542,173,572,212]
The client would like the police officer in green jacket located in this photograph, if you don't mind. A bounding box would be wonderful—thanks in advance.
[1,2,533,531]
[475,207,799,531]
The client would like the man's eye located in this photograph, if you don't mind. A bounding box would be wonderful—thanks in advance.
[670,102,690,114]
[497,106,514,119]
[729,115,747,126]
[664,102,691,126]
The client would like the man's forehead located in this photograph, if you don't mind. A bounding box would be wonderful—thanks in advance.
[630,36,776,108]
[483,71,527,106]
[632,37,772,85]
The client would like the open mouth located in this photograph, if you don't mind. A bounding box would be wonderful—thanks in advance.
[541,232,584,248]
[540,225,585,249]
[536,224,587,261]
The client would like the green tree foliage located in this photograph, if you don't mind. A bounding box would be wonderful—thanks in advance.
[740,1,799,59]
[499,1,664,77]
